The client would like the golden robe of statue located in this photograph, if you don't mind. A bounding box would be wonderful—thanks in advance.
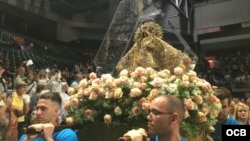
[116,22,192,73]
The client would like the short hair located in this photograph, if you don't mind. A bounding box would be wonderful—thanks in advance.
[36,84,47,93]
[213,86,232,104]
[157,95,184,122]
[38,91,62,107]
[15,80,27,89]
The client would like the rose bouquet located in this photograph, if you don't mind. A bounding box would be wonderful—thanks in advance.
[64,66,221,137]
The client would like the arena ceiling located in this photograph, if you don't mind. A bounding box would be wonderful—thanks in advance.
[1,0,249,52]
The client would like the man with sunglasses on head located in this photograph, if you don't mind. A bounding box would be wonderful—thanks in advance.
[148,95,186,141]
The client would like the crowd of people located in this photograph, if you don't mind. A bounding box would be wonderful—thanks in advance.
[0,55,95,140]
[0,44,250,141]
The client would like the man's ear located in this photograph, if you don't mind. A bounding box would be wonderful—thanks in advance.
[55,108,60,116]
[172,113,179,123]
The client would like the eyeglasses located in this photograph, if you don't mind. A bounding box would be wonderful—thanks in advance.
[148,109,173,116]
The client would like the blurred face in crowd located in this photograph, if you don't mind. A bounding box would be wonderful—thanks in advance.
[16,86,26,95]
[217,98,230,123]
[236,104,249,122]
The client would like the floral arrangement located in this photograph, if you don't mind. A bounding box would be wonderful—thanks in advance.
[64,66,221,137]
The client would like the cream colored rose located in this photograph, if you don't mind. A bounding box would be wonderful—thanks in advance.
[167,83,178,93]
[101,74,113,82]
[134,67,146,76]
[66,117,74,125]
[119,69,129,77]
[157,69,170,78]
[119,76,129,86]
[114,106,122,116]
[187,70,197,77]
[85,109,94,117]
[132,106,142,116]
[104,114,112,125]
[105,89,114,99]
[114,88,123,99]
[113,79,121,87]
[64,100,71,110]
[145,67,155,75]
[76,92,84,98]
[147,89,159,102]
[193,94,203,104]
[67,87,75,95]
[78,78,88,89]
[70,98,79,106]
[174,66,183,75]
[182,80,189,88]
[184,98,196,110]
[150,77,164,88]
[130,88,142,97]
[197,112,207,122]
[139,83,147,90]
[182,74,189,81]
[133,82,147,90]
[105,77,114,87]
[91,83,100,92]
[208,95,218,103]
[89,72,97,80]
[96,87,104,96]
[89,91,98,100]
[140,76,148,83]
[83,87,92,96]
[201,107,209,115]
[169,75,177,81]
[130,72,137,79]
[133,82,141,88]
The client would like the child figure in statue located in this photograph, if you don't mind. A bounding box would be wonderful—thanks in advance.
[115,22,192,73]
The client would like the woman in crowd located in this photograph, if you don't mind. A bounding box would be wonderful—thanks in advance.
[11,80,30,139]
[0,85,18,141]
[233,102,250,125]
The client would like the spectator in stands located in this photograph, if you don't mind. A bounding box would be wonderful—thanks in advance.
[0,62,7,93]
[36,69,48,86]
[210,86,240,141]
[48,69,62,93]
[3,59,15,88]
[0,83,18,141]
[233,102,250,125]
[70,72,83,88]
[59,82,70,123]
[14,66,26,88]
[11,80,30,139]
[25,71,37,96]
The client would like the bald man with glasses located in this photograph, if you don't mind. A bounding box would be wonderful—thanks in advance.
[147,95,186,141]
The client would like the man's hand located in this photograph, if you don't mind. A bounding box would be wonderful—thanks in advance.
[27,123,55,141]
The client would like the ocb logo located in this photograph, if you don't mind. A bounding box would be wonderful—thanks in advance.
[226,129,247,136]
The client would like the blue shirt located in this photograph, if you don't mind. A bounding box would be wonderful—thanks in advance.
[211,116,240,141]
[19,128,78,141]
[151,135,186,141]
